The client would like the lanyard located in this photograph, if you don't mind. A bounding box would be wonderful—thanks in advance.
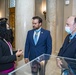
[3,39,13,55]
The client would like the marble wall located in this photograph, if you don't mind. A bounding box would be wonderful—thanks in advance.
[0,0,74,55]
[0,0,6,18]
[35,0,46,29]
[46,0,73,55]
[0,0,9,19]
[0,0,76,74]
[46,0,56,54]
[15,0,35,67]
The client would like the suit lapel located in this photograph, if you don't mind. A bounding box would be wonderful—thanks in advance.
[30,30,35,45]
[36,28,44,45]
[63,36,76,54]
[66,37,76,48]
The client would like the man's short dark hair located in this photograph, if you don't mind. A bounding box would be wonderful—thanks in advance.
[32,16,42,23]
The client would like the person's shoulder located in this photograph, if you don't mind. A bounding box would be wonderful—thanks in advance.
[64,34,70,40]
[0,38,3,41]
[27,29,34,35]
[28,29,33,32]
[66,34,70,38]
[42,28,50,33]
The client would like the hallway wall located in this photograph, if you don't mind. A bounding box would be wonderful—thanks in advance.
[0,0,76,72]
[0,0,74,55]
[0,0,6,17]
[56,0,64,54]
[0,0,9,18]
[35,0,46,29]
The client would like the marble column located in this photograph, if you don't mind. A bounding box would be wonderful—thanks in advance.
[46,0,56,54]
[56,0,64,54]
[15,0,35,67]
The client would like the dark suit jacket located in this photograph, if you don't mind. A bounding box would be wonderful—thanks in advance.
[58,34,76,69]
[24,28,52,61]
[58,34,76,58]
[0,38,16,72]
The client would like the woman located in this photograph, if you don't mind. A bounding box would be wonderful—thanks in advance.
[0,18,23,74]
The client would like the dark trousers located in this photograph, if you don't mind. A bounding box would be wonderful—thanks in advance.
[31,60,47,75]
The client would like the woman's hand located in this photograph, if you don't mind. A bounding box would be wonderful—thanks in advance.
[16,50,23,57]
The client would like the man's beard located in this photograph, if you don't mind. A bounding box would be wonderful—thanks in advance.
[33,26,40,30]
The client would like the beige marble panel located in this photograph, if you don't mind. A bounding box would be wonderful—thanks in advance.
[0,0,6,17]
[35,0,46,29]
[56,0,64,54]
[46,0,56,54]
[15,0,35,50]
[15,0,35,67]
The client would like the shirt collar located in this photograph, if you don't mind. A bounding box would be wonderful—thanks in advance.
[69,32,76,40]
[35,27,41,32]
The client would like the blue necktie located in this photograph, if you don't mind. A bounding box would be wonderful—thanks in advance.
[34,31,39,45]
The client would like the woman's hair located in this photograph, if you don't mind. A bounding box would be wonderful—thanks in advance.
[0,18,8,28]
[0,18,14,43]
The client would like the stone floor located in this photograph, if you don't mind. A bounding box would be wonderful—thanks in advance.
[46,56,61,75]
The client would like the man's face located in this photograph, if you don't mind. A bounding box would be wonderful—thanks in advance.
[32,19,41,29]
[66,16,76,33]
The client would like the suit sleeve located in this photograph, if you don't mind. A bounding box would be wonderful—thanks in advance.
[24,31,30,58]
[58,47,63,56]
[13,50,17,54]
[46,31,52,55]
[58,34,69,56]
[0,43,16,64]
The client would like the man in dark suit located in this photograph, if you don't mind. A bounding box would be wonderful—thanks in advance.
[57,16,76,75]
[24,16,52,75]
